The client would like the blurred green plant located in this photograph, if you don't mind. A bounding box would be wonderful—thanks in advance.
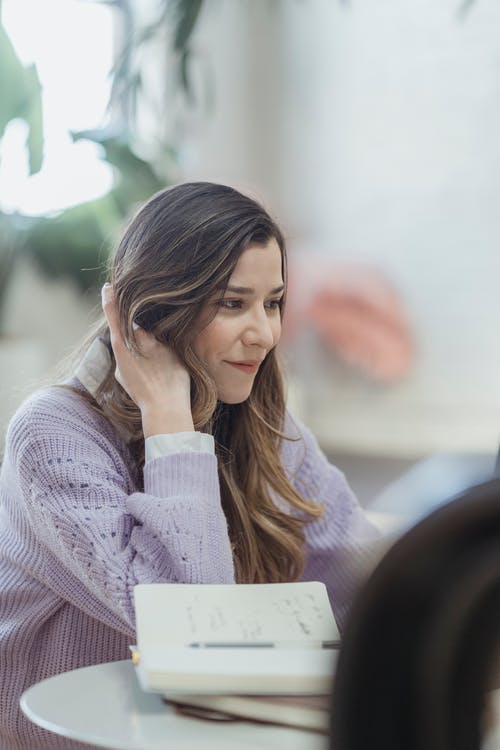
[109,0,205,128]
[0,0,44,327]
[0,0,192,333]
[28,0,207,296]
[21,131,166,294]
[0,3,42,174]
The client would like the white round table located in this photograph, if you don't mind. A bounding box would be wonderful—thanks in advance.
[20,659,329,750]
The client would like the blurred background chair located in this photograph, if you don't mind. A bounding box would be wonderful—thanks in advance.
[365,451,497,536]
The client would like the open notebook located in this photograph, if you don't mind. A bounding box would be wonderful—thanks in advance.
[133,581,339,695]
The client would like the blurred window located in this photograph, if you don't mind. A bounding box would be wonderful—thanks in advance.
[0,0,114,215]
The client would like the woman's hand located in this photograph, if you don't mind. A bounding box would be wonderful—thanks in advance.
[101,284,194,437]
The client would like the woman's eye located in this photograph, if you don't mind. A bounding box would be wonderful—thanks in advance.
[266,298,283,310]
[218,297,283,311]
[219,299,242,310]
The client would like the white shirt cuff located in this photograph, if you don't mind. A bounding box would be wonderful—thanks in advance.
[145,432,215,463]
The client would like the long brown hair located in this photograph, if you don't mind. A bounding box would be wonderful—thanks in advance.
[75,182,322,582]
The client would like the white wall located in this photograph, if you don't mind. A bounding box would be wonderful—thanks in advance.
[174,0,500,456]
[0,260,96,442]
[5,1,497,458]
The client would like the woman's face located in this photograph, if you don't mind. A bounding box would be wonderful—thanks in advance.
[193,238,284,404]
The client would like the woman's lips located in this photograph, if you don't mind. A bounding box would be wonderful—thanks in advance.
[225,361,260,374]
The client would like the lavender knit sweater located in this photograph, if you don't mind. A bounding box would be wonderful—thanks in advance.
[0,382,377,749]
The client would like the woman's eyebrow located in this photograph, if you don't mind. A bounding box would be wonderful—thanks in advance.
[225,284,285,295]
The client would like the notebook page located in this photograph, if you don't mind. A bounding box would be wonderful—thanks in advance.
[134,581,339,651]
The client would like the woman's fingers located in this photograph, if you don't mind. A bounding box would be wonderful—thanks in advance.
[100,290,194,433]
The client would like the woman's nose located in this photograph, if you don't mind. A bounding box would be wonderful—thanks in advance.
[242,308,276,349]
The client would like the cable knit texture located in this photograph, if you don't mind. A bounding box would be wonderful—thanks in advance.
[0,382,377,749]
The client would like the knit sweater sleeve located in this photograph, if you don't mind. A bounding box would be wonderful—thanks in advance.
[281,412,380,630]
[8,388,234,636]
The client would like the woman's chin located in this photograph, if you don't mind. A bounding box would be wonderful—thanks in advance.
[216,388,253,405]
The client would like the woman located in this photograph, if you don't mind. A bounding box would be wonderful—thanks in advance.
[0,182,377,749]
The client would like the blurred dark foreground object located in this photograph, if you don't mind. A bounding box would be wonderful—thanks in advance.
[331,477,500,750]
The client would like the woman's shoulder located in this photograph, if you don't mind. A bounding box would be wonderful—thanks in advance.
[13,381,95,421]
[281,408,347,480]
[282,409,321,447]
[3,383,136,489]
[281,410,357,511]
[6,382,115,453]
[281,409,322,471]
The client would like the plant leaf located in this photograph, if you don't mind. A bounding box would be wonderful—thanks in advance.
[23,64,44,174]
[0,14,44,174]
[171,0,204,53]
[0,6,44,323]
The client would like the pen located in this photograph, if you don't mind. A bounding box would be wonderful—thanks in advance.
[188,640,341,649]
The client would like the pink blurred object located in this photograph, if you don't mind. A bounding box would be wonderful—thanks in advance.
[283,261,415,383]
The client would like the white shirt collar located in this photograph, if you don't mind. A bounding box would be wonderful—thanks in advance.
[74,338,111,397]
